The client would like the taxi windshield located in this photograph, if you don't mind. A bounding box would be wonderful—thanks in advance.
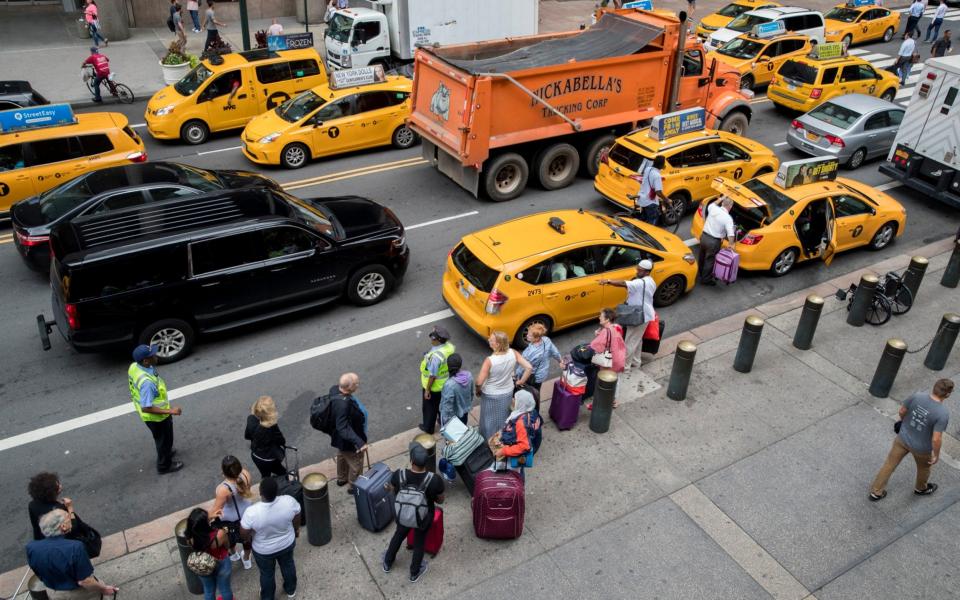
[742,178,796,221]
[718,37,764,58]
[277,91,327,123]
[174,64,213,96]
[727,14,771,32]
[779,59,819,85]
[592,214,666,252]
[825,7,859,22]
[808,102,862,128]
[327,13,353,43]
[717,3,752,17]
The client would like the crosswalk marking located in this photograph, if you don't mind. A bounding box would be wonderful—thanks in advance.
[860,52,890,61]
[848,48,870,56]
[874,57,896,68]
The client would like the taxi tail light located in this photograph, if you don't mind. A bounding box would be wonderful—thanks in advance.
[65,303,79,330]
[809,88,823,99]
[126,151,147,163]
[770,76,777,86]
[15,231,49,247]
[485,288,509,315]
[790,119,803,130]
[697,203,705,218]
[599,148,609,165]
[825,134,845,148]
[740,233,763,245]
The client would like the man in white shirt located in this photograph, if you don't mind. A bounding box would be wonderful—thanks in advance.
[923,0,948,43]
[896,32,917,85]
[599,259,656,369]
[698,196,736,286]
[904,0,924,39]
[267,18,283,37]
[241,477,301,600]
[629,155,670,226]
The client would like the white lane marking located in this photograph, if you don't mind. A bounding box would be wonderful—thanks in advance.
[774,142,788,147]
[847,48,870,56]
[896,85,916,99]
[0,309,455,453]
[130,123,146,129]
[406,211,480,231]
[860,53,889,62]
[197,145,242,156]
[876,181,903,192]
[874,58,896,68]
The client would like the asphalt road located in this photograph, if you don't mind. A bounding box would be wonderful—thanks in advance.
[1,33,957,572]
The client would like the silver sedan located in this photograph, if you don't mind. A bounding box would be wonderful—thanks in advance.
[785,94,904,169]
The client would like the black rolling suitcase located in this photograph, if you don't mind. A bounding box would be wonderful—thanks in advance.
[273,445,305,526]
[455,442,494,495]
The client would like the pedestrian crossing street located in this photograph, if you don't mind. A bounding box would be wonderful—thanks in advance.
[846,47,925,107]
[898,6,960,21]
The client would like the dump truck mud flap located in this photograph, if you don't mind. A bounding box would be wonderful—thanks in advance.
[423,139,481,198]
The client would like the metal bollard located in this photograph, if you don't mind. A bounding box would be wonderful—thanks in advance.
[942,240,960,288]
[792,295,824,350]
[174,518,204,595]
[667,341,698,401]
[869,339,908,398]
[27,575,49,600]
[733,315,765,373]
[412,433,436,473]
[902,256,928,303]
[589,369,617,434]
[303,473,332,547]
[924,313,960,371]
[847,273,880,327]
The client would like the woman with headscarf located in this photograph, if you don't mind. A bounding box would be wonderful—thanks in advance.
[494,390,542,480]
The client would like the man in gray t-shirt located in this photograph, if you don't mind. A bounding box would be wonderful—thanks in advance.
[870,379,953,500]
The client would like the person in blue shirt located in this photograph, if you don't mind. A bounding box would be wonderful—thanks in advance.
[26,509,119,599]
[128,344,184,474]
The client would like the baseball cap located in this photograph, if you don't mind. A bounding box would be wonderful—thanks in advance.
[132,344,158,362]
[428,325,450,342]
[90,46,99,53]
[638,259,654,271]
[409,442,429,467]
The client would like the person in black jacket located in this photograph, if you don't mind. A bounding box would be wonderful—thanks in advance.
[27,472,71,541]
[329,372,369,492]
[245,396,287,479]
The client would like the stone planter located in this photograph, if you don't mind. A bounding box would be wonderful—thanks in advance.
[160,60,191,85]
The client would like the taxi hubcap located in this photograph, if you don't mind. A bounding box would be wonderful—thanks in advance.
[396,127,414,146]
[875,225,894,247]
[285,146,306,166]
[187,127,204,142]
[774,251,795,274]
[150,328,186,357]
[357,273,386,300]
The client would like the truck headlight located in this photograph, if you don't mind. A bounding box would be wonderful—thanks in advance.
[258,132,281,144]
[155,104,175,117]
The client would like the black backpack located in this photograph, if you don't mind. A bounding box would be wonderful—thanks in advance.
[309,394,335,434]
[166,17,176,32]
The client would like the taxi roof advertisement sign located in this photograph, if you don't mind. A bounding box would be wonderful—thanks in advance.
[0,103,75,133]
[847,0,874,7]
[752,21,785,38]
[623,0,654,9]
[817,42,845,59]
[774,157,839,190]
[648,107,705,142]
[330,65,387,89]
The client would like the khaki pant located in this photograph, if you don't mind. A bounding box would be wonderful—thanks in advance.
[336,450,364,485]
[624,325,645,368]
[871,436,932,495]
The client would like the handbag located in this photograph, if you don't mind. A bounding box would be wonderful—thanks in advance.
[643,313,661,341]
[186,550,219,576]
[591,329,614,368]
[69,513,102,559]
[616,303,644,326]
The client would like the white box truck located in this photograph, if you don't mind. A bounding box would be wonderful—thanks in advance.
[324,0,539,71]
[879,54,960,209]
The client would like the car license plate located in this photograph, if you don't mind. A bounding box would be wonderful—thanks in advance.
[805,132,819,142]
[787,83,797,91]
[458,281,475,299]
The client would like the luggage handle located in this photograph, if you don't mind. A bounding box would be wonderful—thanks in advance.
[362,447,372,473]
[283,445,299,480]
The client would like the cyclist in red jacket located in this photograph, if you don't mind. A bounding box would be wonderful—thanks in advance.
[82,47,111,103]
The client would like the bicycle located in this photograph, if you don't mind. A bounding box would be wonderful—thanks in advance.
[835,270,913,326]
[82,64,134,104]
[613,193,681,234]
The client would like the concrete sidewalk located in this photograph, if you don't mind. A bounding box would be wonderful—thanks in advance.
[4,236,958,599]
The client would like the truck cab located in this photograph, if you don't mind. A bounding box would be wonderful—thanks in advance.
[325,7,390,71]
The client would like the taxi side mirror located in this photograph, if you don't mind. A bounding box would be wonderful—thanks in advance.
[312,120,323,128]
[757,56,770,62]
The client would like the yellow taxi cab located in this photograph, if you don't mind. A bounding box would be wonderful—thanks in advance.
[442,209,697,344]
[695,0,781,38]
[768,47,899,113]
[690,157,906,276]
[241,66,415,169]
[706,27,810,91]
[145,48,328,145]
[824,0,899,46]
[0,104,145,216]
[594,108,779,221]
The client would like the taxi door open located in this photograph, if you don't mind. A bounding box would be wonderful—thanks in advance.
[822,199,838,266]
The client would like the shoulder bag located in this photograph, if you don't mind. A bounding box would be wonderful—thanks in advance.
[616,279,647,326]
[69,512,102,559]
[591,329,614,368]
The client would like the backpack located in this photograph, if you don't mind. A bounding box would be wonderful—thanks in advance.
[166,17,176,32]
[500,412,542,454]
[309,394,335,434]
[394,471,433,529]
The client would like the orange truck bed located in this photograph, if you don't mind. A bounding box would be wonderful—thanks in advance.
[407,9,751,201]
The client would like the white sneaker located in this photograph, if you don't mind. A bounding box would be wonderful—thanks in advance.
[229,551,241,562]
[242,556,253,570]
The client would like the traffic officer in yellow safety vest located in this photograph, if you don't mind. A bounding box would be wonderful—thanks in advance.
[129,344,184,474]
[419,326,455,434]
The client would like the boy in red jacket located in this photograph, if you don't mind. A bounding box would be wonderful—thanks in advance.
[82,47,110,103]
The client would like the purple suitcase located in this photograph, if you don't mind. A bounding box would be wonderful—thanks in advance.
[712,248,740,284]
[549,380,581,430]
[472,470,525,539]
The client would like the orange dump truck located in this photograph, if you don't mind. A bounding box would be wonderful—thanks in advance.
[407,9,753,201]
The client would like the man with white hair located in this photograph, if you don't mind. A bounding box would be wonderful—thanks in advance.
[328,372,370,491]
[26,510,119,598]
[698,196,736,286]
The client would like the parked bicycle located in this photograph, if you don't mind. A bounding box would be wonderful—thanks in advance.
[81,64,134,104]
[613,193,682,234]
[835,270,913,326]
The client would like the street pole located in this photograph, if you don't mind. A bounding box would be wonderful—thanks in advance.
[239,0,251,51]
[304,0,309,33]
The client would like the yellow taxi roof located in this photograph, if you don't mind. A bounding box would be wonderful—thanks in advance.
[621,128,737,154]
[0,111,127,141]
[203,48,321,71]
[312,76,412,99]
[723,173,900,208]
[794,54,867,67]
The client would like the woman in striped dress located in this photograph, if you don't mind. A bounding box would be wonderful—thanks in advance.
[476,330,533,440]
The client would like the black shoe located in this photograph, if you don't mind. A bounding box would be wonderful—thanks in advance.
[170,448,177,457]
[335,479,349,487]
[381,551,392,573]
[158,461,184,474]
[868,490,887,502]
[409,560,428,583]
[700,279,717,286]
[92,98,102,103]
[914,483,938,496]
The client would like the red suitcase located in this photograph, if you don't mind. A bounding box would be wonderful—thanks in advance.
[472,470,524,539]
[406,507,444,556]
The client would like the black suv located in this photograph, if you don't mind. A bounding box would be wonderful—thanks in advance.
[12,162,281,270]
[37,188,409,363]
[0,81,48,111]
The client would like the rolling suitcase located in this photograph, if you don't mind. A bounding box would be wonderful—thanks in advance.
[273,445,306,526]
[354,451,395,532]
[549,380,581,430]
[455,442,494,495]
[712,248,740,284]
[406,507,444,556]
[472,469,525,540]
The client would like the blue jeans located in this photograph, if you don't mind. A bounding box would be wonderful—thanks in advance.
[189,9,200,30]
[89,22,105,46]
[199,556,233,600]
[253,542,297,600]
[640,203,660,226]
[924,18,943,42]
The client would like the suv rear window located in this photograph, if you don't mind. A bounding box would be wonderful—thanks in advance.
[451,243,499,293]
[70,247,186,300]
[779,60,818,85]
[608,143,649,172]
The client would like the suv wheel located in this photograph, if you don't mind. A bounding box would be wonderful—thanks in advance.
[347,264,394,306]
[138,319,195,364]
